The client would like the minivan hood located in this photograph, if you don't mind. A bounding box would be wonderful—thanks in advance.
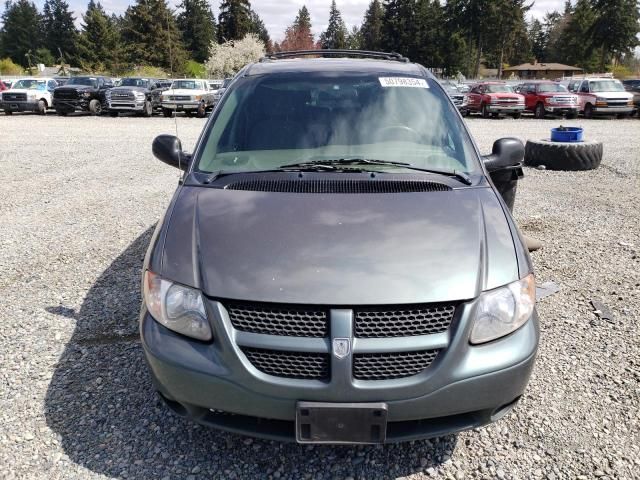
[160,186,519,305]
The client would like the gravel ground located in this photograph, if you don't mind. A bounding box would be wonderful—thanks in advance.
[0,113,638,480]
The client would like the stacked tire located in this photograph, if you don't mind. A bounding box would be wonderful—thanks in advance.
[524,139,603,171]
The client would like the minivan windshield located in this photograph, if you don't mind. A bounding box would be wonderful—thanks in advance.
[198,73,479,175]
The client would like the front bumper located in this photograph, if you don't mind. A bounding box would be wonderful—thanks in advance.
[2,100,39,112]
[592,105,633,115]
[545,105,578,114]
[107,100,146,111]
[486,104,524,114]
[162,101,200,111]
[52,99,90,111]
[141,299,539,442]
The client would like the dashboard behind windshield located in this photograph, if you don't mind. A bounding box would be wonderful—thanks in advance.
[197,73,479,175]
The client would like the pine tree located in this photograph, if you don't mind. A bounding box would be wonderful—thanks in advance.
[528,19,546,61]
[279,6,314,51]
[0,0,43,67]
[361,0,384,51]
[42,0,78,62]
[121,0,187,74]
[381,0,414,58]
[320,0,348,49]
[178,0,216,63]
[346,25,362,50]
[413,0,444,68]
[589,0,640,71]
[77,1,120,72]
[555,0,598,70]
[217,0,252,42]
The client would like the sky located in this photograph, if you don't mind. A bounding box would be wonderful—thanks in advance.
[20,0,563,41]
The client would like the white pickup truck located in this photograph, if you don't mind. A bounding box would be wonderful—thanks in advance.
[160,79,215,118]
[569,77,634,118]
[1,78,58,115]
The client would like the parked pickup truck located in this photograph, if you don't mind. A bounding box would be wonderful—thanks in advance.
[442,82,468,115]
[1,78,58,115]
[571,78,633,118]
[52,76,114,115]
[160,79,215,117]
[516,81,578,119]
[622,79,640,115]
[105,77,165,117]
[466,82,525,118]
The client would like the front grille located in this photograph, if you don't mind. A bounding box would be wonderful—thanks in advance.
[169,95,191,101]
[111,91,135,100]
[226,302,328,337]
[353,349,440,380]
[224,178,451,194]
[2,93,26,101]
[354,304,455,338]
[242,347,329,380]
[54,89,79,100]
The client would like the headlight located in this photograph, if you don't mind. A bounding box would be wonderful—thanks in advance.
[162,95,169,101]
[470,274,535,344]
[143,271,212,341]
[193,95,202,101]
[490,97,498,103]
[82,91,91,98]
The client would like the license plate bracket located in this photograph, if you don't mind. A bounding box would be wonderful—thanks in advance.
[296,402,388,444]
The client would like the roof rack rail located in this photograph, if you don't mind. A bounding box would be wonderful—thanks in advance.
[260,50,410,63]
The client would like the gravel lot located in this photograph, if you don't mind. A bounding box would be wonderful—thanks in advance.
[0,113,638,480]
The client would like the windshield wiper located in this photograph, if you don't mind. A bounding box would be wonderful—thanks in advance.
[279,158,472,185]
[203,164,347,184]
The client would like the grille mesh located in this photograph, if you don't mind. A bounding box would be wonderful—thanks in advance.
[224,178,451,194]
[242,348,329,380]
[354,304,455,338]
[226,302,328,337]
[354,350,440,380]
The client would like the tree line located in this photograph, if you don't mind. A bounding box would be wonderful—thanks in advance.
[0,0,638,78]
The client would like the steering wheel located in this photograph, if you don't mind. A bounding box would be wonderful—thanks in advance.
[374,125,421,142]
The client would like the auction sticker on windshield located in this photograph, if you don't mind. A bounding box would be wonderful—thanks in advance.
[379,77,429,88]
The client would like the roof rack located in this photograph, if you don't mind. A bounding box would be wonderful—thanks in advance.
[260,50,410,63]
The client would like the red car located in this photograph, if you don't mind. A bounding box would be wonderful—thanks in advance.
[465,82,525,118]
[516,81,578,119]
[0,80,8,92]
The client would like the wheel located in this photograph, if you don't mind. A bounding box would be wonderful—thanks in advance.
[89,99,102,115]
[481,103,490,118]
[109,111,119,117]
[56,109,67,116]
[511,112,521,119]
[36,99,47,115]
[196,102,206,118]
[143,100,153,117]
[4,110,12,115]
[534,103,545,119]
[163,108,173,118]
[491,112,500,118]
[524,139,603,171]
[584,103,594,119]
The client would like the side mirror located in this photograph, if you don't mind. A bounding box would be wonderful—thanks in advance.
[483,137,524,173]
[152,135,191,171]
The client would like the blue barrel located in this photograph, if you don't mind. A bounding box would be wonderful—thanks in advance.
[550,127,583,142]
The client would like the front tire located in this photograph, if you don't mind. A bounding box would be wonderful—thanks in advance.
[566,112,577,119]
[584,103,594,119]
[196,102,206,118]
[4,110,12,115]
[37,99,47,115]
[481,103,490,118]
[534,103,545,119]
[512,112,521,119]
[162,108,173,118]
[89,99,102,115]
[143,100,153,117]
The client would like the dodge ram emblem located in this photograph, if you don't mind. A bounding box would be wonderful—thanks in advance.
[333,338,350,359]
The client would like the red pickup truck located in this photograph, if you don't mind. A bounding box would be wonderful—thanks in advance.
[516,81,578,119]
[465,82,525,118]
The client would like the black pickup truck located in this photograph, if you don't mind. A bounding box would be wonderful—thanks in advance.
[52,76,114,115]
[105,77,169,117]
